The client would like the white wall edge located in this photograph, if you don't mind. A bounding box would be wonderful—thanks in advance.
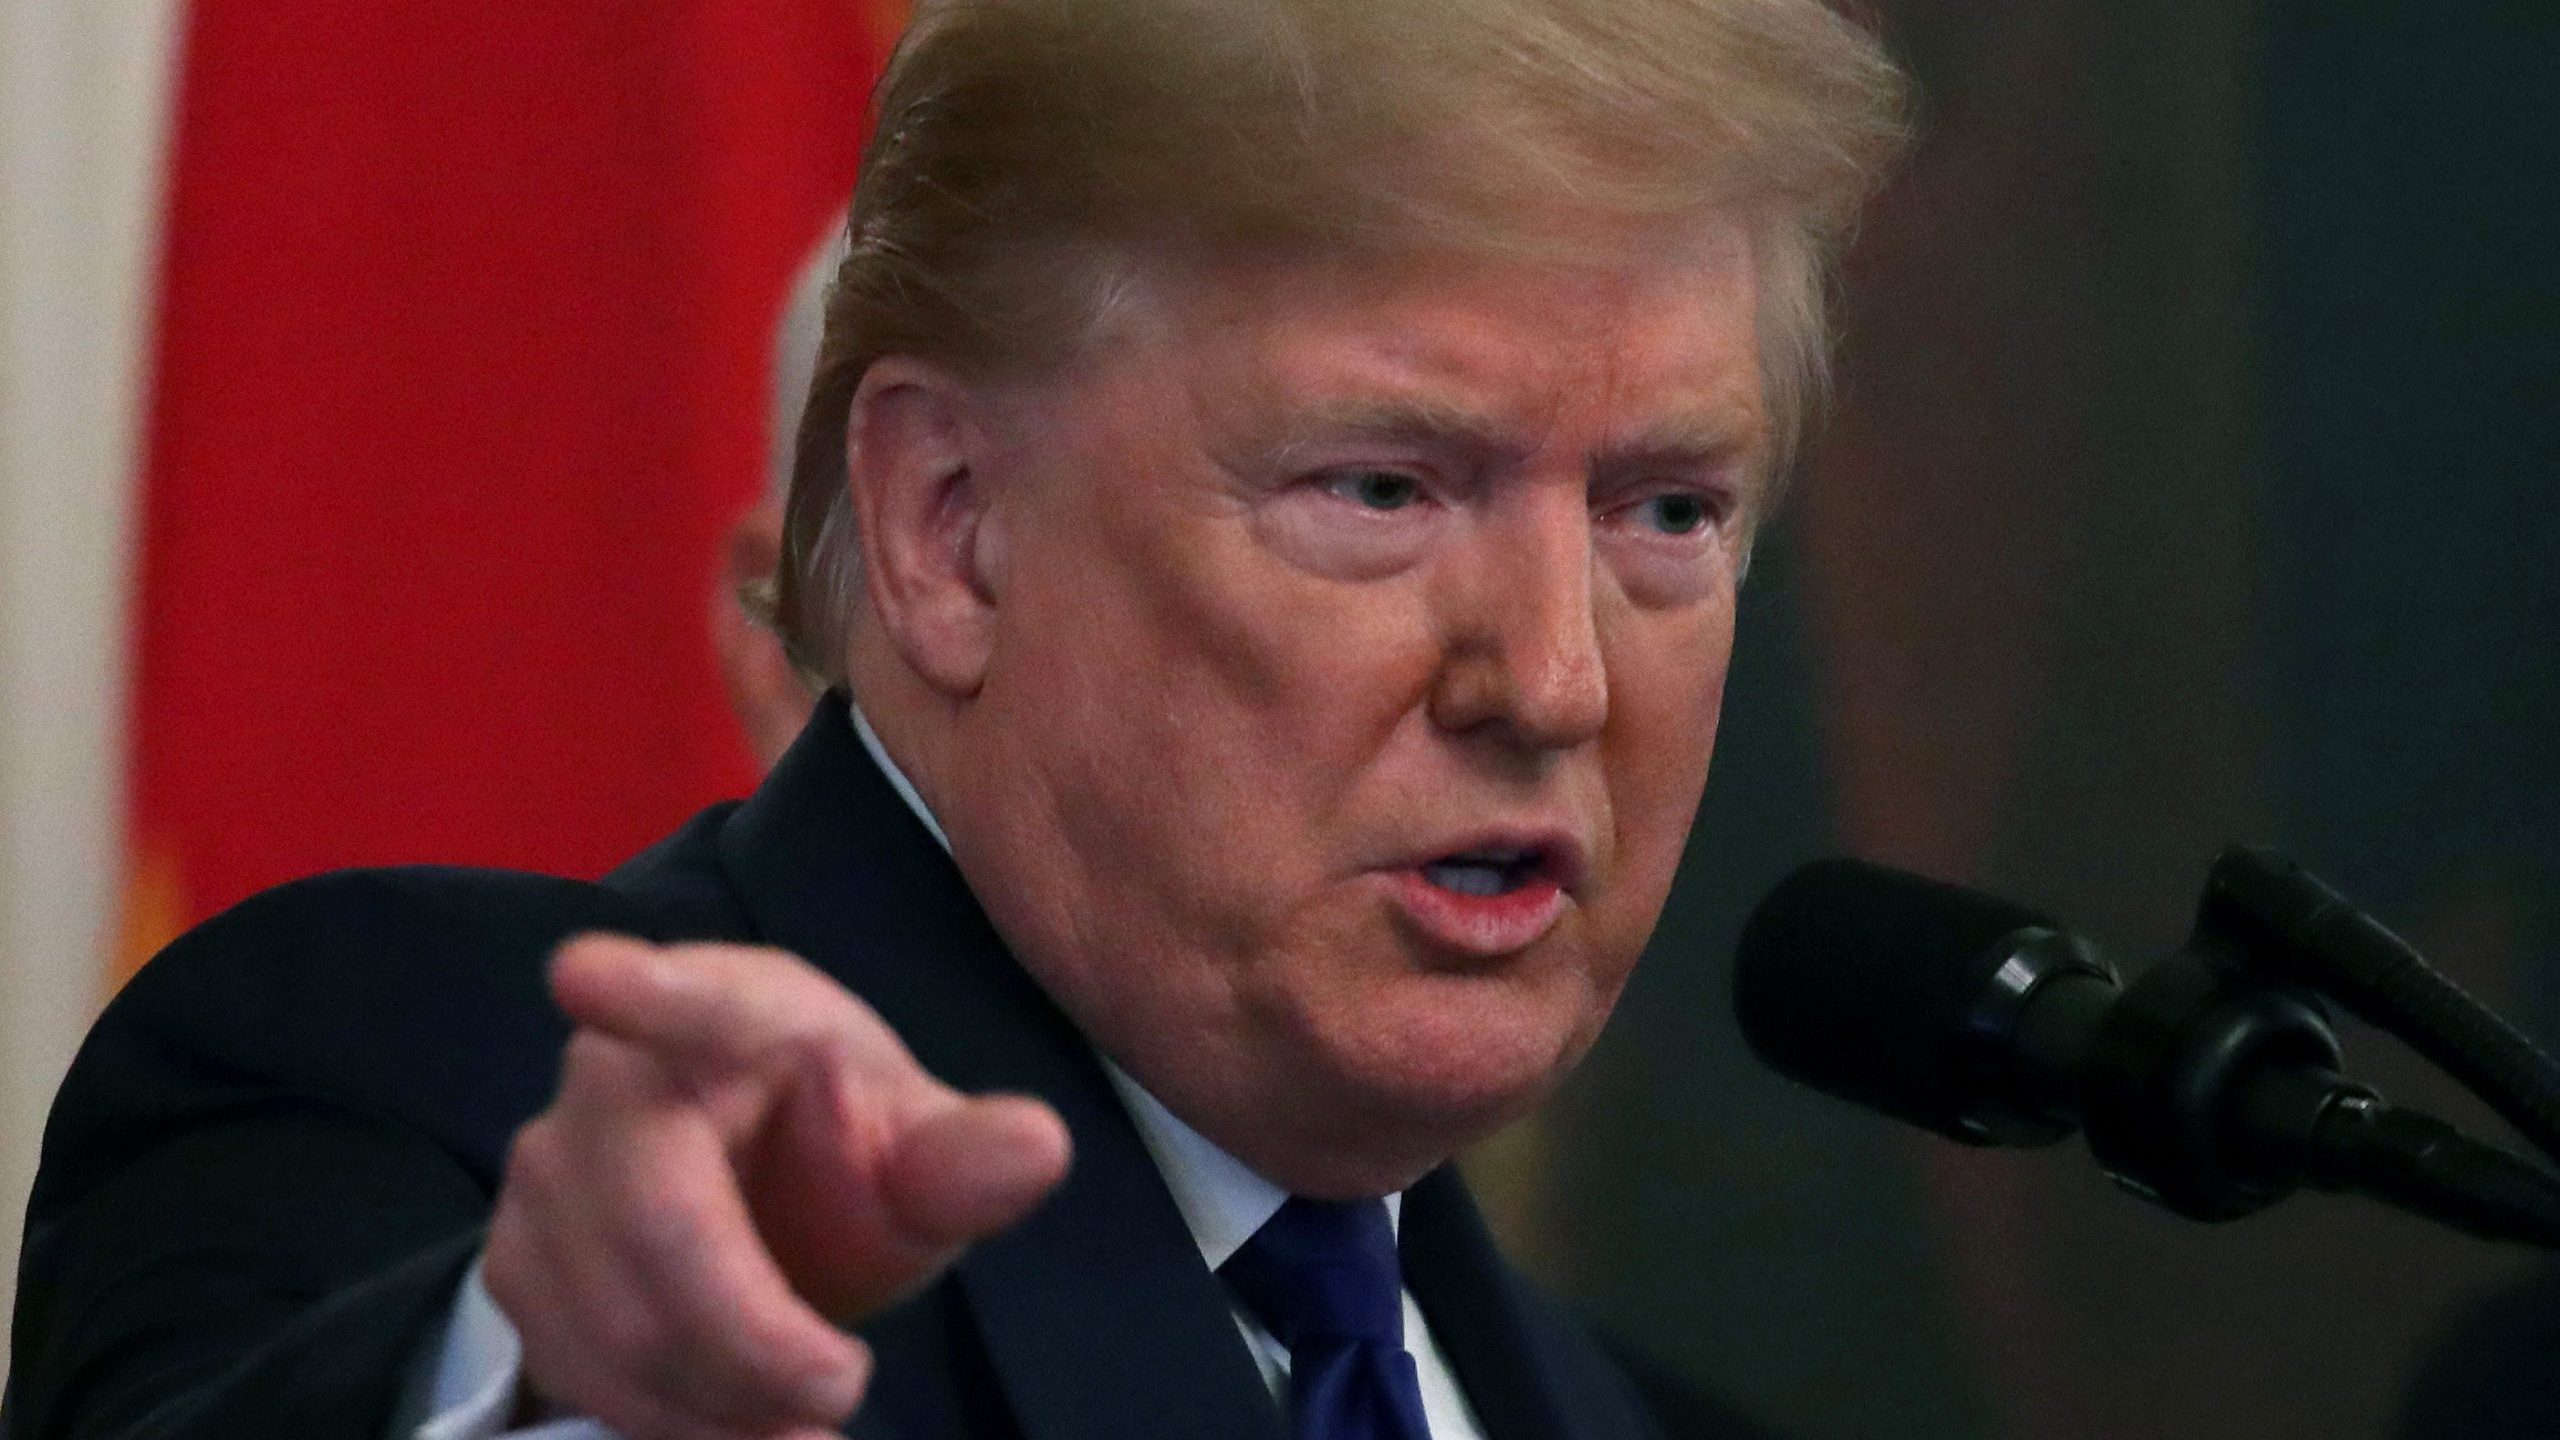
[0,0,184,1382]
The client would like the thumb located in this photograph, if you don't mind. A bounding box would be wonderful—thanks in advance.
[758,1081,1069,1323]
[881,1094,1073,1251]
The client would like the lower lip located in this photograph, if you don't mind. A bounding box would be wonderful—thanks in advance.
[1383,869,1569,958]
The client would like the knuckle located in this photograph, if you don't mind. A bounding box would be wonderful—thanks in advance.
[623,1182,709,1259]
[559,1030,671,1115]
[752,1028,838,1087]
[502,1120,565,1195]
[594,1290,676,1372]
[479,1223,535,1313]
[563,1029,635,1084]
[728,1320,829,1399]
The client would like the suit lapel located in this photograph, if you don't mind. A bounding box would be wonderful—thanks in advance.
[1406,1168,1620,1440]
[715,698,1285,1440]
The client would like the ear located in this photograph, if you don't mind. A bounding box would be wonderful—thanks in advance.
[846,357,1006,698]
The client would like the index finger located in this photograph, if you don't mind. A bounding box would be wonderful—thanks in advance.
[549,934,924,1094]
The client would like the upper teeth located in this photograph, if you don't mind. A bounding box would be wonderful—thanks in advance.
[1425,862,1507,896]
[1425,853,1533,897]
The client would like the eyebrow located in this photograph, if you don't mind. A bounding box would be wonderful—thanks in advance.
[1256,395,1768,478]
[1597,413,1767,474]
[1256,396,1537,472]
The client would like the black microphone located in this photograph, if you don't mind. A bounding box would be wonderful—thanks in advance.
[1734,859,2114,1149]
[1734,858,2560,1246]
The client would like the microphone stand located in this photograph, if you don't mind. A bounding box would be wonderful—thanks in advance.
[2206,847,2560,1166]
[2072,848,2560,1247]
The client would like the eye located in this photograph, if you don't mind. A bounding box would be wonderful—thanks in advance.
[1323,469,1424,512]
[1634,492,1714,535]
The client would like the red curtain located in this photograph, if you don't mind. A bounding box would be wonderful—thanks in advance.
[121,0,905,979]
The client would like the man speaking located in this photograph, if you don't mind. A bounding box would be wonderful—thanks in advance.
[7,0,1904,1436]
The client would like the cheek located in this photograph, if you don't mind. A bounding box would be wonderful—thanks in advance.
[997,504,1441,913]
[1602,605,1734,912]
[1113,511,1443,785]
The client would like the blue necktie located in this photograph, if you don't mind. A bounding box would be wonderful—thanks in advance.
[1220,1197,1436,1440]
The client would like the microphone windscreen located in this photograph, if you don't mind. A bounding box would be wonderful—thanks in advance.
[1734,858,2057,1141]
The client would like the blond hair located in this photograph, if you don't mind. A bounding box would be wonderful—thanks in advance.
[771,0,1908,682]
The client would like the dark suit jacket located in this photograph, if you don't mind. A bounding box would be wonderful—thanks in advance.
[6,697,1685,1440]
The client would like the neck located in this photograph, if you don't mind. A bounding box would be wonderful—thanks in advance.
[844,616,966,825]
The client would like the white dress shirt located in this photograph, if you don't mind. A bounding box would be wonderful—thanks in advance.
[395,709,1485,1439]
[1102,1066,1487,1440]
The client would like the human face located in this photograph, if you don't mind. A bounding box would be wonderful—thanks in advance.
[938,227,1767,1195]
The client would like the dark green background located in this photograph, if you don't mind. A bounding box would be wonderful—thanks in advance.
[1485,4,2560,1437]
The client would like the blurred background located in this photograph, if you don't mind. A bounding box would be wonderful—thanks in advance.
[2,2,2553,1436]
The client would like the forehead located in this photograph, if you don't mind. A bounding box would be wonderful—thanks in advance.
[1118,224,1771,463]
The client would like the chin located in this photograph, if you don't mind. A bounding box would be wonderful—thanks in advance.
[1276,966,1607,1186]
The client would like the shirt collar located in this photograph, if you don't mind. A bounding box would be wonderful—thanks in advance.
[1104,1071,1405,1270]
[1101,1064,1288,1268]
[849,703,950,851]
[844,701,1400,1267]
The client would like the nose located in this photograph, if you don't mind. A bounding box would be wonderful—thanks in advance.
[1426,490,1610,753]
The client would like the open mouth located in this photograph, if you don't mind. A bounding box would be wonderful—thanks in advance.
[1420,849,1550,898]
[1390,840,1574,957]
